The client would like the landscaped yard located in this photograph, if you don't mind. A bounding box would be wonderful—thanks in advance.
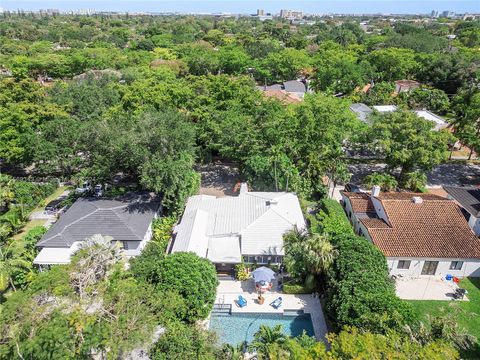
[32,185,70,213]
[12,186,70,241]
[12,219,46,240]
[408,278,480,358]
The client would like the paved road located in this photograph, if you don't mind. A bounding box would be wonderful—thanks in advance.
[348,163,480,187]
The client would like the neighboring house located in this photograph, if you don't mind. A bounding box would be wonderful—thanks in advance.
[444,186,480,237]
[258,80,307,100]
[34,192,161,267]
[170,184,306,272]
[283,80,307,97]
[349,103,373,123]
[372,105,397,113]
[262,89,303,104]
[395,79,421,93]
[349,103,448,131]
[341,187,480,277]
[414,110,449,131]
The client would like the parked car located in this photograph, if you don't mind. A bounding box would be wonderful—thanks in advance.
[75,181,92,194]
[45,198,65,214]
[94,184,103,197]
[344,183,362,192]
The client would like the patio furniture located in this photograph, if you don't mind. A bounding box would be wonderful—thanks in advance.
[453,288,467,300]
[270,297,283,309]
[252,267,275,283]
[236,295,248,308]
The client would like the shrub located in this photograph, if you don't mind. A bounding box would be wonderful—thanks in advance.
[153,252,218,322]
[150,321,218,359]
[283,281,314,294]
[234,263,251,281]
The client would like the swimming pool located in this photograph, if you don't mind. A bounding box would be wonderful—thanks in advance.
[209,312,315,346]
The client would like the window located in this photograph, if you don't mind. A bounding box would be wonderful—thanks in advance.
[397,260,411,269]
[450,261,464,270]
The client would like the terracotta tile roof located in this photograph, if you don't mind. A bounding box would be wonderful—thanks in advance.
[376,192,447,200]
[359,218,390,229]
[262,90,302,104]
[361,196,480,259]
[342,192,375,213]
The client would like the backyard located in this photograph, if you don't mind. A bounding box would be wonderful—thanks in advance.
[409,278,480,358]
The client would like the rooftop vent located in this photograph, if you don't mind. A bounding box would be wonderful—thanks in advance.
[266,200,278,206]
[371,185,381,197]
[412,196,423,204]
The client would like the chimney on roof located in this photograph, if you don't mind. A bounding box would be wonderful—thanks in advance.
[371,185,381,197]
[240,183,249,195]
[412,196,423,204]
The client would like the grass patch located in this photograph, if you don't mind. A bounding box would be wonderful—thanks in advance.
[12,219,46,240]
[408,278,480,358]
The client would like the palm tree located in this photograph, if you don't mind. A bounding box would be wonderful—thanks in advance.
[283,227,309,279]
[221,342,245,360]
[249,325,286,355]
[0,241,31,292]
[305,234,338,276]
[403,171,427,192]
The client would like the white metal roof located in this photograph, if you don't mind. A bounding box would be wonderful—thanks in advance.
[373,105,398,113]
[172,190,306,261]
[414,110,447,126]
[207,236,242,263]
[33,242,81,265]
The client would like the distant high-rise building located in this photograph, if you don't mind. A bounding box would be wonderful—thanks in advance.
[441,10,455,18]
[257,9,264,16]
[431,10,439,18]
[280,9,303,20]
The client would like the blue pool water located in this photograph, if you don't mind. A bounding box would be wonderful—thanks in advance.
[209,312,315,346]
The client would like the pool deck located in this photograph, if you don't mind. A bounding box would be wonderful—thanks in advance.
[213,277,329,342]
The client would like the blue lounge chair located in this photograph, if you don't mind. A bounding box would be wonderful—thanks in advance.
[236,295,247,308]
[270,297,282,309]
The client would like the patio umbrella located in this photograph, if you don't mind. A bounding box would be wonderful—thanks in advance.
[252,266,275,283]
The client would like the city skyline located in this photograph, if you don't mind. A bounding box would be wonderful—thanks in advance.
[1,0,480,15]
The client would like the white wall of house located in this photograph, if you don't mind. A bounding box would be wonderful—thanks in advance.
[468,214,480,237]
[387,258,480,278]
[341,195,363,233]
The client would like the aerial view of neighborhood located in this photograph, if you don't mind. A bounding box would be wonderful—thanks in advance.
[1,0,480,358]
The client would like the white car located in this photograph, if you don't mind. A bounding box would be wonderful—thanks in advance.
[75,181,92,194]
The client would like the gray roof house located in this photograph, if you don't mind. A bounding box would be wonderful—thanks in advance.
[349,103,373,123]
[34,192,161,265]
[444,186,480,236]
[283,80,307,94]
[170,184,306,271]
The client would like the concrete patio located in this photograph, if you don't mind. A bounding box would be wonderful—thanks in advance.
[395,277,469,301]
[213,277,328,341]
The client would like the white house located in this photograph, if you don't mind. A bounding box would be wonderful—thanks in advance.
[169,184,306,272]
[34,192,161,266]
[341,187,480,278]
[444,186,480,237]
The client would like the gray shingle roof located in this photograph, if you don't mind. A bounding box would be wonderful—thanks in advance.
[37,192,161,248]
[283,80,306,93]
[349,103,373,123]
[444,186,480,217]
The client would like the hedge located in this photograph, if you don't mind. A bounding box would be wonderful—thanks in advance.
[326,234,414,333]
[315,199,354,239]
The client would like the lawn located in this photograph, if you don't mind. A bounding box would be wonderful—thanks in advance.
[408,278,480,358]
[12,219,46,240]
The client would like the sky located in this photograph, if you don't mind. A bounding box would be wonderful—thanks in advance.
[1,0,479,15]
